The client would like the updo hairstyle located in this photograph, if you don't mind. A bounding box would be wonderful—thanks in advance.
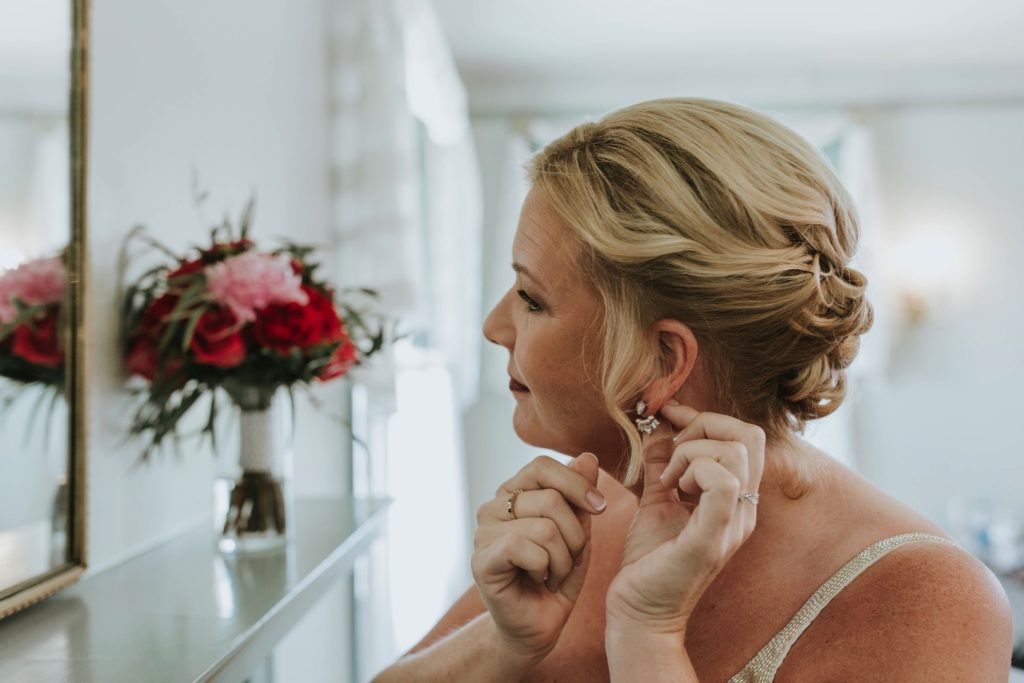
[527,98,874,487]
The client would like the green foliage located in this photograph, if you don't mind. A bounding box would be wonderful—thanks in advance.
[120,198,392,461]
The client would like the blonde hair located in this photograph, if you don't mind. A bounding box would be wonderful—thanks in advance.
[527,98,873,491]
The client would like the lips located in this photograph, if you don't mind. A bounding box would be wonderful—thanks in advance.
[509,376,529,392]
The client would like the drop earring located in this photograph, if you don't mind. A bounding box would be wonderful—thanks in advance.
[634,399,660,435]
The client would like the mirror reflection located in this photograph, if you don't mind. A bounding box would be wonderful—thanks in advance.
[0,0,72,591]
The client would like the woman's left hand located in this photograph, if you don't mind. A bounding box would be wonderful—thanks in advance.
[605,402,766,637]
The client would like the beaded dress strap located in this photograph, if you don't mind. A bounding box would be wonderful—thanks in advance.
[727,532,957,683]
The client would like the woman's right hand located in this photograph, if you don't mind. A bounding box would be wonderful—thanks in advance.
[471,452,606,662]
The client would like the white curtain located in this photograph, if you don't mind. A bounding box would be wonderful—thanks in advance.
[328,0,479,677]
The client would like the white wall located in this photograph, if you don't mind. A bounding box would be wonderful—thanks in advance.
[89,0,351,680]
[89,0,348,574]
[854,103,1024,531]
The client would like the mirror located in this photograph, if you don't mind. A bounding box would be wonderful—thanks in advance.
[0,0,87,619]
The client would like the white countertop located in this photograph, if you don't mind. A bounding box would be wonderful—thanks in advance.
[0,497,390,683]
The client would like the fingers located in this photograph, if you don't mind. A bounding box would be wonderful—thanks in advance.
[474,517,575,590]
[654,407,763,554]
[498,454,606,514]
[659,439,749,491]
[672,454,758,557]
[668,407,766,467]
[478,488,588,562]
[567,454,597,566]
[659,406,766,496]
[473,533,550,585]
[570,451,600,488]
[677,457,751,564]
[658,402,701,431]
[474,453,604,594]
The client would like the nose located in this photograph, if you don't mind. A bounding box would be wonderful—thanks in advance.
[483,288,514,350]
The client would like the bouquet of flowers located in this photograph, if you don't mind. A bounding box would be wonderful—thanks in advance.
[122,205,385,450]
[0,255,67,394]
[121,202,387,548]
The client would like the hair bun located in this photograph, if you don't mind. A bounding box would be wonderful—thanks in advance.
[781,263,874,422]
[527,97,876,487]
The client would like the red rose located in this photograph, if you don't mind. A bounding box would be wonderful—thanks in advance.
[127,294,190,381]
[189,307,245,367]
[305,286,344,344]
[318,335,358,381]
[126,336,158,380]
[252,285,342,353]
[140,293,179,336]
[12,308,63,367]
[126,335,182,381]
[168,259,204,279]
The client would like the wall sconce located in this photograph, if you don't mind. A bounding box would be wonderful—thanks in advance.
[883,222,978,328]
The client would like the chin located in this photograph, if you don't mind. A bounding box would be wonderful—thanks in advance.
[511,410,574,456]
[514,418,610,461]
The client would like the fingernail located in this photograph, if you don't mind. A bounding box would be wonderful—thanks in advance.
[666,398,679,406]
[586,489,607,512]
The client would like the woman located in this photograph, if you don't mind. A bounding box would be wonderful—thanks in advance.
[375,99,1012,681]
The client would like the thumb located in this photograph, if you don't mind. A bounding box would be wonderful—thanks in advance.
[570,451,600,487]
[560,453,600,604]
[641,419,677,498]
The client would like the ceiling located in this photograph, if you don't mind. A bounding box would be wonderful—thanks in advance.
[431,0,1024,111]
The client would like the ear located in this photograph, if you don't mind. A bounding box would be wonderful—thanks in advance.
[642,318,699,414]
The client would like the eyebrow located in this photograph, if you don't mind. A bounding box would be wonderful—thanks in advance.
[512,262,538,281]
[512,262,548,291]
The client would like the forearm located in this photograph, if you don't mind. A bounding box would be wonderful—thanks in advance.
[373,612,542,683]
[606,625,698,682]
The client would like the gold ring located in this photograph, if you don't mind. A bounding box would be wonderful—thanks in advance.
[506,489,524,520]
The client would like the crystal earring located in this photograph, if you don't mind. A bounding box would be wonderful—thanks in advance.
[634,399,660,435]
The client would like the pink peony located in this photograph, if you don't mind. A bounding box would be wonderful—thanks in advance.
[0,256,66,324]
[203,252,308,322]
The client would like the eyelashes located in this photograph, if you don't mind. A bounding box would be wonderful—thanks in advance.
[516,288,542,313]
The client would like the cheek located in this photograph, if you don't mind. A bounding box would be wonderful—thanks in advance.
[519,337,604,418]
[514,328,576,392]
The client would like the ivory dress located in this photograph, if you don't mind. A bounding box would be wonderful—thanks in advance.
[728,533,956,682]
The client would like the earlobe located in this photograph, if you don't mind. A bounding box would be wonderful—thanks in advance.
[643,319,699,414]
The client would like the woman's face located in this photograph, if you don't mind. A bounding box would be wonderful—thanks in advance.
[483,187,624,461]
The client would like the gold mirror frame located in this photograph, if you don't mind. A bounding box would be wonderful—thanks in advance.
[0,0,89,620]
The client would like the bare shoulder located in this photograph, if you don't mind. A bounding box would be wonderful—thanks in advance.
[782,535,1013,681]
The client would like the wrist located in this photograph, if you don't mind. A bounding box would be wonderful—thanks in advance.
[484,617,550,672]
[606,624,695,682]
[605,601,690,640]
[605,619,686,649]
